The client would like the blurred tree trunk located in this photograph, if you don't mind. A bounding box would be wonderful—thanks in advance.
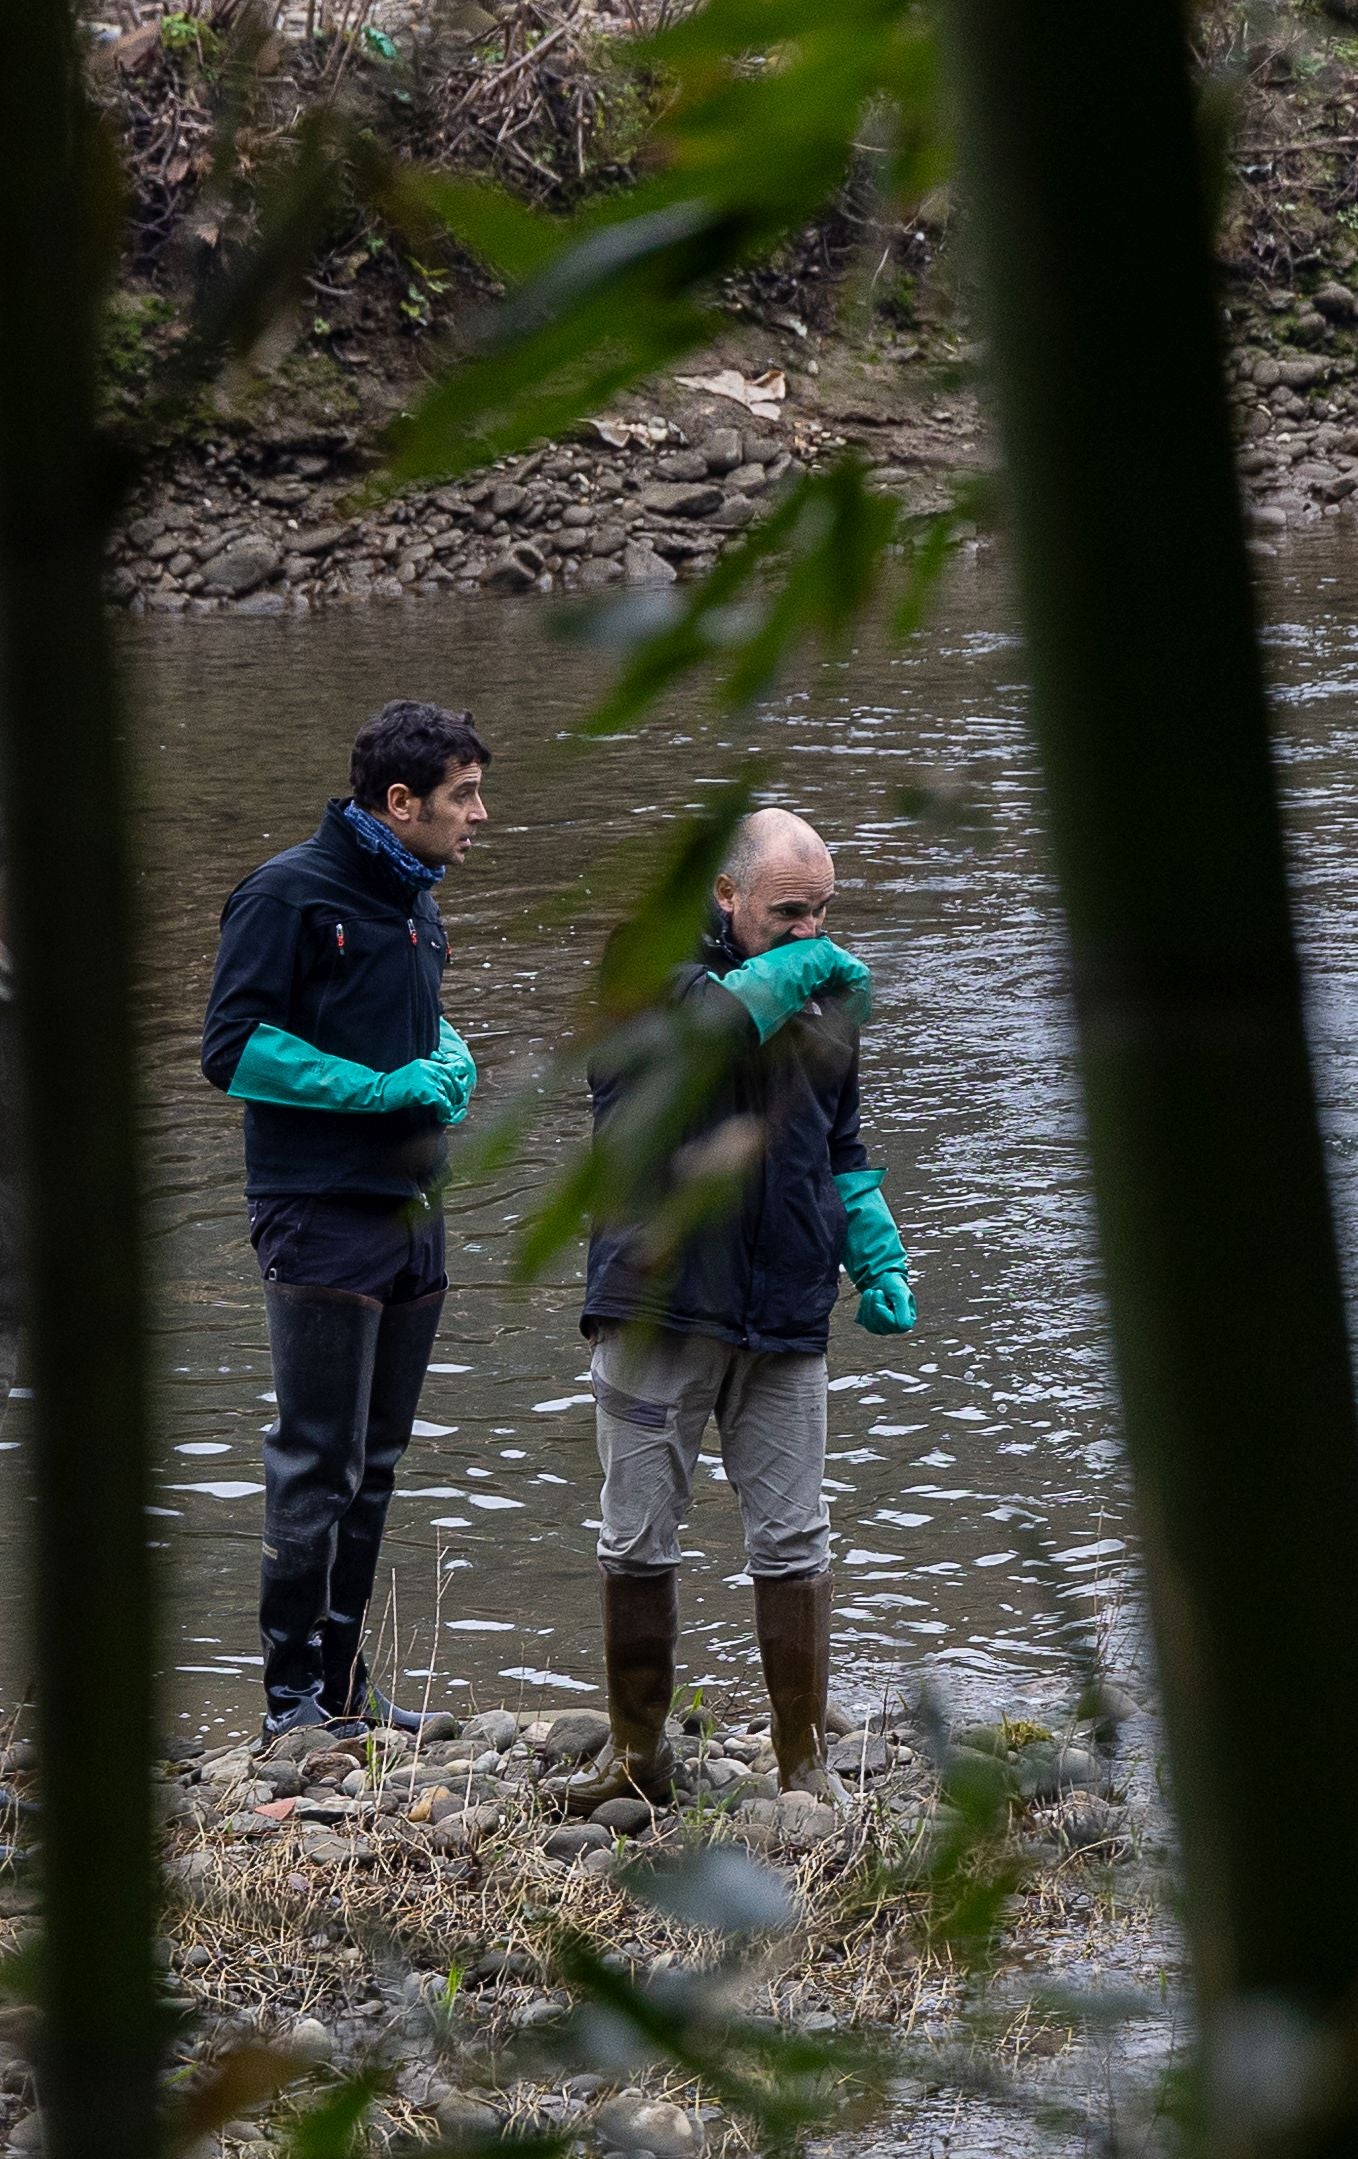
[948,4,1358,2149]
[0,7,159,2159]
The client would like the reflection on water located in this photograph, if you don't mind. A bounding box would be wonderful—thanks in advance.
[5,537,1358,1742]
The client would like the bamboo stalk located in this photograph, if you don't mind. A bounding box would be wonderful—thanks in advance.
[0,9,159,2159]
[948,0,1358,2141]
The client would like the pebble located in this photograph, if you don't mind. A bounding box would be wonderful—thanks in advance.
[542,1822,611,1860]
[286,2017,333,2064]
[540,1710,611,1765]
[460,1711,518,1753]
[435,2097,500,2139]
[590,1796,655,1835]
[596,2094,705,2159]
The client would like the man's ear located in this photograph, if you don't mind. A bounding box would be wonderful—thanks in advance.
[385,782,416,824]
[714,873,737,914]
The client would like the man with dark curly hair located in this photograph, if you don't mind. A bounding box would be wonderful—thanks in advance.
[203,701,490,1737]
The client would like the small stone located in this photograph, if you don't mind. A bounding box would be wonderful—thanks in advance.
[741,434,782,465]
[727,463,769,495]
[431,1802,502,1852]
[701,428,743,474]
[543,1822,611,1860]
[540,1710,611,1764]
[202,535,281,597]
[9,2112,42,2152]
[596,2095,704,2159]
[491,483,527,517]
[436,2098,500,2140]
[590,1796,654,1835]
[461,1711,516,1753]
[1277,355,1328,390]
[657,451,711,483]
[511,1994,564,2030]
[623,542,677,585]
[706,496,756,529]
[826,1734,889,1776]
[1316,282,1356,320]
[199,1749,255,1788]
[638,483,723,519]
[287,2017,333,2064]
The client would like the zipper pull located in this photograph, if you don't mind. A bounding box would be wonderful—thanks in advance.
[335,922,346,957]
[407,917,418,946]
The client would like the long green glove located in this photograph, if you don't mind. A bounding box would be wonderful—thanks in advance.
[711,937,872,1043]
[228,1023,468,1124]
[436,1017,477,1104]
[835,1167,916,1335]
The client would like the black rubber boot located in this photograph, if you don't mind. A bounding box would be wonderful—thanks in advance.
[260,1281,383,1736]
[753,1569,848,1803]
[547,1567,680,1816]
[321,1289,446,1732]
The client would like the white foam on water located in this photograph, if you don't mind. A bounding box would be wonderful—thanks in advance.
[430,1515,470,1529]
[412,1419,458,1437]
[175,1442,231,1455]
[466,1493,524,1511]
[167,1481,264,1499]
[428,1363,473,1374]
[446,1618,514,1631]
[498,1666,596,1692]
[532,1393,593,1413]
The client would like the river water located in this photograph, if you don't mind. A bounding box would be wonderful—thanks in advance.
[6,535,1358,1747]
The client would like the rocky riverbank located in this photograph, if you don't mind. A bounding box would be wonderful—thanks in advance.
[102,351,979,617]
[0,1678,1176,2156]
[90,0,1358,615]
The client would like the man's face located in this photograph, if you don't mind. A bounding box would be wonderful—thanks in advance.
[384,761,488,868]
[716,850,835,957]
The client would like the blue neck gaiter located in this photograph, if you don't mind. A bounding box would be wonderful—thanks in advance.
[344,800,444,892]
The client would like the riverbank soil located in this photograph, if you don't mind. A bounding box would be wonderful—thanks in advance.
[0,1683,1178,2155]
[86,0,1358,614]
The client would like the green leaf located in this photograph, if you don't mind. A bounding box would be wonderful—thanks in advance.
[361,24,399,61]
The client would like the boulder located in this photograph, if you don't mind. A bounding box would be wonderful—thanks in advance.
[202,535,281,597]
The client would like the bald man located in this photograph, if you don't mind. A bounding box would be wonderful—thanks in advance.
[553,809,916,1813]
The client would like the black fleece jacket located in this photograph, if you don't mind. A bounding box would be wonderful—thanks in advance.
[202,799,451,1199]
[581,915,869,1355]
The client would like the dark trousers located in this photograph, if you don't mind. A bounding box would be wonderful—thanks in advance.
[248,1195,446,1719]
[249,1193,447,1301]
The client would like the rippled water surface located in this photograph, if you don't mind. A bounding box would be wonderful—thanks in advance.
[8,537,1358,1743]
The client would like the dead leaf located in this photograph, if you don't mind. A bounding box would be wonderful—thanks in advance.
[673,368,787,421]
[254,1797,296,1821]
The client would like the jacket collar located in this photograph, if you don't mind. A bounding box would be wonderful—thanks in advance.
[315,797,431,907]
[700,904,744,977]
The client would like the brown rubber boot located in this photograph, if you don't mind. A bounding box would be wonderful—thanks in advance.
[548,1567,680,1817]
[753,1569,848,1803]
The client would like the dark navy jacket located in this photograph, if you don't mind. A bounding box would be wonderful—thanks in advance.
[201,799,451,1199]
[582,917,869,1355]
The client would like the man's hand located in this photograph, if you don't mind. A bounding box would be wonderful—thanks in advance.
[855,1273,916,1335]
[376,1057,471,1125]
[712,937,872,1043]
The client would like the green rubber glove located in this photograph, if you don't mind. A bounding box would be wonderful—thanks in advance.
[711,937,872,1043]
[835,1168,916,1334]
[857,1275,916,1335]
[228,1023,468,1124]
[436,1018,477,1106]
